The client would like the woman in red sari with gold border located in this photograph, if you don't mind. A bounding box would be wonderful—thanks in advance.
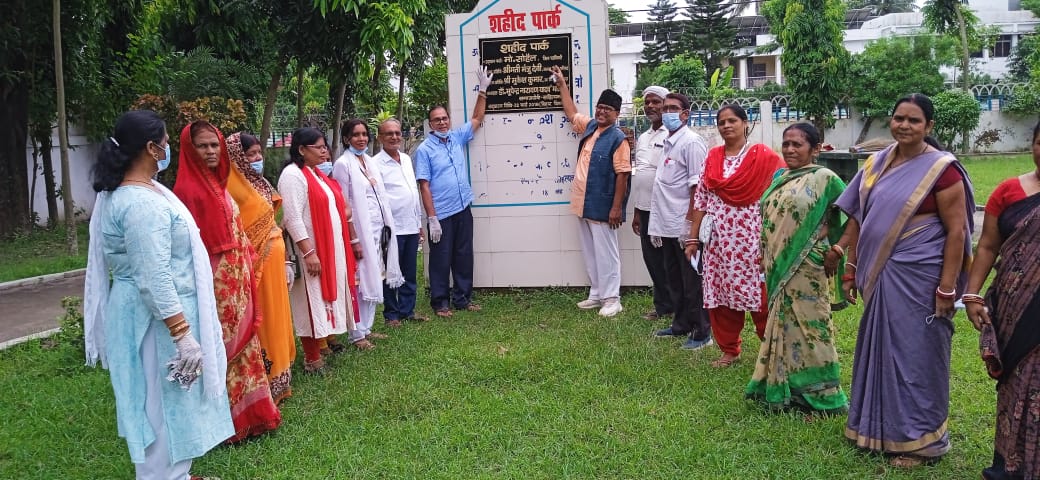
[174,121,281,442]
[966,121,1040,480]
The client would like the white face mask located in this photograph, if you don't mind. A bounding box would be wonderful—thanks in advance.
[250,160,264,174]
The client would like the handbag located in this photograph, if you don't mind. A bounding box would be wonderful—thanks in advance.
[699,214,715,248]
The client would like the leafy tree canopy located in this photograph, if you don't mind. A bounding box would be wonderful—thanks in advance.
[849,35,957,118]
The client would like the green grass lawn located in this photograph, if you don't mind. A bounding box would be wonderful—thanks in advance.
[0,223,89,283]
[0,153,1031,478]
[0,289,1000,479]
[959,153,1034,205]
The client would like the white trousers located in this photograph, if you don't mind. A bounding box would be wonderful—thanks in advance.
[349,299,377,342]
[577,218,621,302]
[136,327,192,480]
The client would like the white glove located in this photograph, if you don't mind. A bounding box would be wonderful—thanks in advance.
[477,66,494,93]
[428,217,443,244]
[650,235,663,248]
[166,332,203,390]
[285,264,295,291]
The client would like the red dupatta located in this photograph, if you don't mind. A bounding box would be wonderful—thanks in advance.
[701,143,784,207]
[300,164,356,303]
[172,122,237,254]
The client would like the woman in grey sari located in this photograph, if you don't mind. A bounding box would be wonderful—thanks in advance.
[832,94,974,468]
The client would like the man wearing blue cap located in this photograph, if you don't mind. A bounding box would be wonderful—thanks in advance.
[550,65,631,317]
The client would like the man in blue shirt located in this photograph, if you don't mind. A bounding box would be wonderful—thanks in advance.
[415,66,492,318]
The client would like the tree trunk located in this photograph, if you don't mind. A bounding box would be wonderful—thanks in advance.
[54,0,76,254]
[259,53,290,151]
[0,78,31,238]
[396,64,407,121]
[332,79,347,158]
[956,3,971,153]
[35,129,58,227]
[855,116,875,146]
[295,63,305,127]
[29,138,39,231]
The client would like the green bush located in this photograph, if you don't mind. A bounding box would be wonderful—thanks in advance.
[932,90,981,150]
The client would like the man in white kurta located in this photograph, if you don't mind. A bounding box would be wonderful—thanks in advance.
[631,85,674,321]
[374,119,425,326]
[648,92,713,351]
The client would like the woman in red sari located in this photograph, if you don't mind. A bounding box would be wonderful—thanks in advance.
[173,121,281,442]
[684,104,784,368]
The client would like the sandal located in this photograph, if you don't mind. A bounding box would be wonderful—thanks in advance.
[303,358,326,374]
[710,354,740,368]
[457,303,482,312]
[408,314,430,322]
[352,339,376,351]
[435,308,453,318]
[367,332,389,340]
[888,455,939,468]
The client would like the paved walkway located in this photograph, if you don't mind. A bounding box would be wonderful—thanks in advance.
[0,274,84,346]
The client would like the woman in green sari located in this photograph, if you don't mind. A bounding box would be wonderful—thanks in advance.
[746,123,849,413]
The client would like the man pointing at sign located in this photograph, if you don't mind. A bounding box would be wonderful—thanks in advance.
[550,65,631,318]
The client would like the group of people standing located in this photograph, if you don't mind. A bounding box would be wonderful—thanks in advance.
[81,62,1038,478]
[565,75,1036,478]
[83,65,494,478]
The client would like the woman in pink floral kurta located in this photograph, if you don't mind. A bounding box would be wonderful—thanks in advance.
[687,105,783,367]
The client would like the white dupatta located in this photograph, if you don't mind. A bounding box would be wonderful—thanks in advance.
[332,151,405,300]
[83,180,227,398]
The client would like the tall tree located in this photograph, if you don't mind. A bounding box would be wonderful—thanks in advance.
[682,0,738,77]
[922,0,978,92]
[845,0,915,14]
[849,35,956,143]
[53,0,76,254]
[922,0,982,152]
[641,0,681,68]
[762,0,851,138]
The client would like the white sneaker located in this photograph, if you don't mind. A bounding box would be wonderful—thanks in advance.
[577,298,603,309]
[598,300,623,317]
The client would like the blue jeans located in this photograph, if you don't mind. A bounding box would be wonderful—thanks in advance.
[383,233,419,321]
[428,206,474,310]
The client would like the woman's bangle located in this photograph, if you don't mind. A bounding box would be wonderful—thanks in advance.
[960,294,985,305]
[830,244,845,257]
[684,238,700,246]
[171,326,191,342]
[302,248,316,258]
[169,323,189,338]
[351,238,361,245]
[935,286,956,299]
[841,273,855,282]
[845,262,856,269]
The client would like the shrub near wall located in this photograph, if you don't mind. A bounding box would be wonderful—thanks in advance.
[933,90,982,150]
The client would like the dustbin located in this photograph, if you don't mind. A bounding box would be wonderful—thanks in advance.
[816,152,870,184]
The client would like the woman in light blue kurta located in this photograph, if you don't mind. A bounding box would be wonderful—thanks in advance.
[84,110,233,480]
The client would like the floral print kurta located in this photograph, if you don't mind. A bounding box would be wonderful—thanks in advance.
[693,150,764,312]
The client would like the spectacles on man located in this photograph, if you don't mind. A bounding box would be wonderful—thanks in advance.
[305,144,329,152]
[595,104,617,113]
[661,105,687,113]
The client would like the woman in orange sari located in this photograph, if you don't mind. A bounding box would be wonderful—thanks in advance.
[173,121,281,442]
[226,132,296,404]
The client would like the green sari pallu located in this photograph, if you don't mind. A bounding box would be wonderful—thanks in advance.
[746,165,849,413]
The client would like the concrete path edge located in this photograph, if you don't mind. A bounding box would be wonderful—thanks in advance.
[0,268,86,293]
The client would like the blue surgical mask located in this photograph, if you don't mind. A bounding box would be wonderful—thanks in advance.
[316,161,333,176]
[662,112,683,132]
[432,131,449,139]
[157,144,172,172]
[250,160,264,174]
[348,145,366,156]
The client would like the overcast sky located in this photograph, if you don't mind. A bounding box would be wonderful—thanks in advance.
[606,0,928,23]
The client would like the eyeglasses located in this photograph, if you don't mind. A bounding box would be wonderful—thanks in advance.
[430,116,450,124]
[595,105,617,113]
[661,105,687,113]
[305,144,329,152]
